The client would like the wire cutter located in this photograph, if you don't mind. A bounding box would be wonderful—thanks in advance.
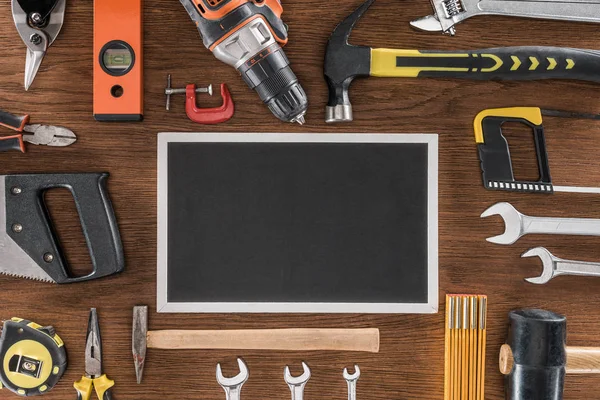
[0,109,76,153]
[11,0,66,90]
[74,309,115,400]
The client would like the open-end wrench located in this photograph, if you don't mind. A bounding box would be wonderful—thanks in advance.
[284,362,311,400]
[343,365,360,400]
[522,247,600,284]
[481,202,600,245]
[216,358,249,400]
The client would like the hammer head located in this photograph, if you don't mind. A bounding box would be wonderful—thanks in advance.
[132,305,148,384]
[324,0,374,123]
[504,309,567,400]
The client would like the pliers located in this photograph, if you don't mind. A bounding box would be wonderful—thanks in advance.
[74,309,115,400]
[11,0,66,90]
[0,109,76,153]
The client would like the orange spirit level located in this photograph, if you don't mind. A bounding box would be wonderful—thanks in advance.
[93,0,143,121]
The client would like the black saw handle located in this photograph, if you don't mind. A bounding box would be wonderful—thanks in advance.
[379,46,600,82]
[4,173,125,283]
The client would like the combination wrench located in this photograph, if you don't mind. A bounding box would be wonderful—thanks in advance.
[481,202,600,245]
[343,365,360,400]
[216,358,249,400]
[522,247,600,284]
[284,362,311,400]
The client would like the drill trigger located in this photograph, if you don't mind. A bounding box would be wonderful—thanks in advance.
[185,83,235,124]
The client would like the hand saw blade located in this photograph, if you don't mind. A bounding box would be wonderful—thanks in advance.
[0,176,55,283]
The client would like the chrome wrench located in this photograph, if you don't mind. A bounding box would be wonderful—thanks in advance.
[284,362,311,400]
[410,0,600,36]
[343,365,360,400]
[522,247,600,284]
[216,358,249,400]
[481,202,600,245]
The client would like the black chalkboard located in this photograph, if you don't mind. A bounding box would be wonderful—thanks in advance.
[158,134,438,313]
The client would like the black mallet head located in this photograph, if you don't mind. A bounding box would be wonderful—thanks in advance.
[501,309,567,400]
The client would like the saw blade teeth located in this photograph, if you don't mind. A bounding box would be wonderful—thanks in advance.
[0,271,55,283]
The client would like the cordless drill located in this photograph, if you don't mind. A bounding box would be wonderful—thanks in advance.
[180,0,308,124]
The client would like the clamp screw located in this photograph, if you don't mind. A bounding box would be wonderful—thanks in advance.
[43,253,54,263]
[30,12,43,26]
[12,224,23,233]
[11,187,22,195]
[164,74,212,111]
[29,33,42,45]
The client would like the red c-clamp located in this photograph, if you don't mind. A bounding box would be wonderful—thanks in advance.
[185,83,234,124]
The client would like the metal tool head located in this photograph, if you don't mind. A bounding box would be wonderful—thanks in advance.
[12,0,66,90]
[504,309,567,400]
[480,202,524,245]
[85,308,103,378]
[216,358,249,388]
[284,362,311,386]
[409,0,476,35]
[521,247,559,284]
[324,0,374,123]
[132,306,148,384]
[0,176,56,282]
[343,365,360,381]
[22,124,76,146]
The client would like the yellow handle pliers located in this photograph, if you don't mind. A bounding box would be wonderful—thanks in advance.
[74,309,115,399]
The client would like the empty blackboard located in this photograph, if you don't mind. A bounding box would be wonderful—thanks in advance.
[158,133,438,313]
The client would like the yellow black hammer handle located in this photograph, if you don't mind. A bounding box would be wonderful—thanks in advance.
[371,47,600,81]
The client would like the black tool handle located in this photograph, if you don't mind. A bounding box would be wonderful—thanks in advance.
[388,47,600,82]
[0,135,25,152]
[0,110,28,131]
[5,173,125,283]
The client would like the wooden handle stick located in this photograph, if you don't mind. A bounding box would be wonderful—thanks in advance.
[565,347,600,373]
[147,328,380,352]
[500,345,600,375]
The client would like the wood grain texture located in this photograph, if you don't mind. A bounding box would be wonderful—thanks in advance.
[146,328,380,352]
[1,0,600,398]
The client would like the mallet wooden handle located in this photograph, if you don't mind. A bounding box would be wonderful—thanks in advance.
[500,344,600,374]
[565,347,600,373]
[147,328,380,352]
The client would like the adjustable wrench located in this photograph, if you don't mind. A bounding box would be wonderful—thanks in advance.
[284,362,311,400]
[481,202,600,245]
[216,358,249,400]
[522,247,600,284]
[343,365,360,400]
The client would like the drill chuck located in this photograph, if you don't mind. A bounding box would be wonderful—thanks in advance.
[180,0,307,124]
[238,43,307,124]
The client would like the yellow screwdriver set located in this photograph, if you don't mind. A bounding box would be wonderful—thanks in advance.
[444,295,487,400]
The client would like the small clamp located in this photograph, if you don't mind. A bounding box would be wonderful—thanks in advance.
[164,74,235,124]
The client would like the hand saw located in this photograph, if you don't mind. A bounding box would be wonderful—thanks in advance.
[0,173,124,283]
[475,107,600,194]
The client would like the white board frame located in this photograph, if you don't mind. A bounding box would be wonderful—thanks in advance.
[157,133,438,313]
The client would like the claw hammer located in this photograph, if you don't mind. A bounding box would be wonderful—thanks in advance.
[132,306,379,383]
[324,0,600,122]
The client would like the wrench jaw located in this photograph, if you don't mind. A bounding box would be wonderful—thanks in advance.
[343,365,360,381]
[481,202,524,245]
[522,247,557,285]
[216,358,249,388]
[284,362,311,386]
[285,362,311,400]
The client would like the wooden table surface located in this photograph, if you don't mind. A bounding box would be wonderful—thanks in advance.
[1,0,600,398]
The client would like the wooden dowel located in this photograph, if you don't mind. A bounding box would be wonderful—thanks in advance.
[147,328,380,352]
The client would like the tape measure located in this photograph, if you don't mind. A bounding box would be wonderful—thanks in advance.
[0,318,67,396]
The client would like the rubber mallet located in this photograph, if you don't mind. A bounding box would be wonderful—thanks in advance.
[499,309,600,400]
